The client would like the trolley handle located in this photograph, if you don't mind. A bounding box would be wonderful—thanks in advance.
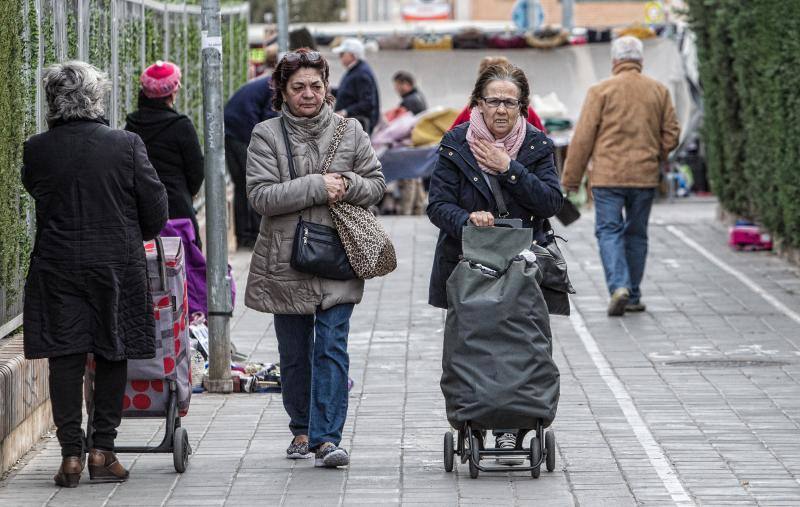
[154,236,168,292]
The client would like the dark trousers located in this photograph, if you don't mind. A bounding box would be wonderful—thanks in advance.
[274,303,354,450]
[225,136,262,248]
[48,353,127,457]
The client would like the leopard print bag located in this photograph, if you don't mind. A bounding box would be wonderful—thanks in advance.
[326,118,397,279]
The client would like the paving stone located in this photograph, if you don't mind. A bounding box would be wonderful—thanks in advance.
[3,201,800,505]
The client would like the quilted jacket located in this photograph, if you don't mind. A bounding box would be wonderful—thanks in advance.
[22,119,168,360]
[245,104,385,315]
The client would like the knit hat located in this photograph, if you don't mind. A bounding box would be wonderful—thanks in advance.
[140,60,182,99]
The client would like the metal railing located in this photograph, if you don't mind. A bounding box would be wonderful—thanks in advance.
[0,0,249,340]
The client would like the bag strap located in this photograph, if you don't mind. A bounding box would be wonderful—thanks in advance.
[321,117,349,175]
[486,175,558,239]
[542,218,554,235]
[486,176,510,218]
[279,117,298,180]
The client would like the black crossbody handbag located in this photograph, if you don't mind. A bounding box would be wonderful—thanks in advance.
[280,118,357,281]
[487,175,576,315]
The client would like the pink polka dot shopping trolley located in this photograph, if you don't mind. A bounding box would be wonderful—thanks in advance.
[84,236,192,473]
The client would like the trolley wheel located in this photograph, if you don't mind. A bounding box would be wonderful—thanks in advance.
[469,444,480,479]
[443,432,455,472]
[530,437,541,479]
[173,427,189,473]
[458,429,468,464]
[545,430,556,472]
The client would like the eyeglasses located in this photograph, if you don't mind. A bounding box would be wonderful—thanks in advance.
[482,97,521,109]
[281,51,322,64]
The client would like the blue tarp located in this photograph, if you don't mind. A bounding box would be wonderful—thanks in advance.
[379,146,439,183]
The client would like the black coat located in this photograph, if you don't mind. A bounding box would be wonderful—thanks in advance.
[22,119,169,360]
[427,123,564,309]
[224,76,278,144]
[125,95,204,235]
[333,60,380,134]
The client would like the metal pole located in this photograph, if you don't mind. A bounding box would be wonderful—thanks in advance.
[201,0,233,393]
[34,0,43,132]
[78,0,88,61]
[110,0,119,128]
[562,0,574,31]
[276,0,289,53]
[54,0,66,62]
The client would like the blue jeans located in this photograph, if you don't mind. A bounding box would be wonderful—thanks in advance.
[274,303,354,450]
[592,187,656,304]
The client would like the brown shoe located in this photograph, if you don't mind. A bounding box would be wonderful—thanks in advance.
[88,449,129,483]
[53,456,83,488]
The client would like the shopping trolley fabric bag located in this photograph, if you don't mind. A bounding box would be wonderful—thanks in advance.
[135,237,191,417]
[441,226,560,431]
[85,237,191,418]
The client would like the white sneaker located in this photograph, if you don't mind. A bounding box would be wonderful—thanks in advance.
[495,433,524,466]
[314,443,349,468]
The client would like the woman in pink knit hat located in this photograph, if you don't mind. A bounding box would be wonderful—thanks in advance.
[125,60,204,245]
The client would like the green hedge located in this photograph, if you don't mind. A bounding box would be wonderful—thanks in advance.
[688,0,800,247]
[0,0,36,304]
[0,0,248,317]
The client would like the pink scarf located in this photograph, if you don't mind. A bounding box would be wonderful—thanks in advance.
[466,107,526,175]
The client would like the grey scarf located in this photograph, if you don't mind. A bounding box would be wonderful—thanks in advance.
[280,103,336,176]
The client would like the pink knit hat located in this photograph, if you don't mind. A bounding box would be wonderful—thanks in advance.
[140,60,182,99]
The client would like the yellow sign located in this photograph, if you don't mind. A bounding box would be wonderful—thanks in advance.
[645,1,665,24]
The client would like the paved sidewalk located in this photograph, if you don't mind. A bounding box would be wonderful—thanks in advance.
[2,198,800,506]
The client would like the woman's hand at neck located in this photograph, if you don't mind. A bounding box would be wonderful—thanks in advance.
[472,139,511,174]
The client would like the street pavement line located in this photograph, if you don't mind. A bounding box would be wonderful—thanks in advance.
[667,225,800,325]
[569,308,695,506]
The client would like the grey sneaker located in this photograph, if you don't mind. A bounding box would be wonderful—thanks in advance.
[314,443,349,468]
[607,287,630,316]
[286,438,312,459]
[625,302,646,312]
[495,433,524,466]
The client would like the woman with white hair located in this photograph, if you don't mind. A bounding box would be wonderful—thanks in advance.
[22,61,168,487]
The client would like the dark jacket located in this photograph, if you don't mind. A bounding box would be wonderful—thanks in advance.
[427,123,564,309]
[125,94,204,233]
[333,60,380,134]
[224,76,278,144]
[400,88,427,115]
[22,119,168,360]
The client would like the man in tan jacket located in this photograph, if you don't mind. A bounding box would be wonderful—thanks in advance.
[562,36,680,316]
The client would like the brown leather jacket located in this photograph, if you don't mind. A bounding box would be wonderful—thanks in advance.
[562,60,680,189]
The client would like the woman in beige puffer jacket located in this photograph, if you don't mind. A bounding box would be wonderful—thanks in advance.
[245,49,385,468]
